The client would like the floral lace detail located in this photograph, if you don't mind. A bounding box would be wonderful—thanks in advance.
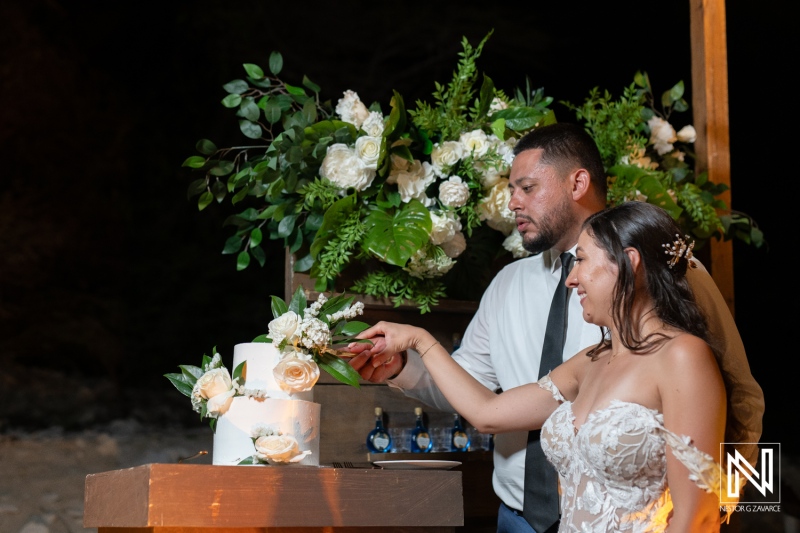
[536,375,726,532]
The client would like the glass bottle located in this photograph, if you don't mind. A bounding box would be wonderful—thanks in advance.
[366,407,392,453]
[410,407,433,453]
[450,413,470,452]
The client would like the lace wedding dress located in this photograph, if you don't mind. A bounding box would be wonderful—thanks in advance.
[538,375,726,532]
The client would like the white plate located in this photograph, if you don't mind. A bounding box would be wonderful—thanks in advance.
[373,460,462,470]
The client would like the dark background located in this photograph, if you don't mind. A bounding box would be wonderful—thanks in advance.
[0,0,790,452]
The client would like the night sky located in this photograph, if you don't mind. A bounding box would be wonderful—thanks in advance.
[0,0,791,450]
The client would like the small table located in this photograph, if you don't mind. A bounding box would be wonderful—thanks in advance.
[84,463,463,532]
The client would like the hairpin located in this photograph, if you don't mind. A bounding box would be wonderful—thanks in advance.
[662,234,695,269]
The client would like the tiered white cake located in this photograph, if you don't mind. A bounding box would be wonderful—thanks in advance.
[212,342,321,466]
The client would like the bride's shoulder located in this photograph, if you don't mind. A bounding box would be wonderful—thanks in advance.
[656,333,717,374]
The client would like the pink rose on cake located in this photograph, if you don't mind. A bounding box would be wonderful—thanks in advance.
[250,425,311,465]
[272,348,320,393]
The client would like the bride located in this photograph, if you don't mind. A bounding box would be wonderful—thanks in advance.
[353,202,736,532]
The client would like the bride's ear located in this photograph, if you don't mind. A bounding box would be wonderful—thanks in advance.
[624,247,641,272]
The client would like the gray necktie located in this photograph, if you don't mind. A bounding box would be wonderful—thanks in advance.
[523,251,574,532]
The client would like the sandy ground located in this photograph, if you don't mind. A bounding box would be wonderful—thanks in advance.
[0,422,214,533]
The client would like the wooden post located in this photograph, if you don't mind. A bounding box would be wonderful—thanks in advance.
[690,0,735,314]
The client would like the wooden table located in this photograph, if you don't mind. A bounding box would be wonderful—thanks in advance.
[84,463,463,532]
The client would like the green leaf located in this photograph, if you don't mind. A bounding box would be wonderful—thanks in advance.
[302,75,320,93]
[270,294,289,318]
[182,155,206,169]
[317,355,361,388]
[362,200,432,267]
[337,320,370,337]
[164,373,194,398]
[187,178,206,198]
[239,119,262,139]
[198,191,214,210]
[252,334,271,343]
[264,100,282,124]
[209,160,234,177]
[249,227,263,247]
[236,251,250,270]
[250,244,266,266]
[284,83,306,96]
[243,63,264,79]
[293,253,314,272]
[287,286,307,316]
[268,51,283,75]
[490,106,549,132]
[383,91,406,140]
[222,94,242,108]
[196,139,217,155]
[310,194,359,259]
[277,214,297,238]
[490,118,506,139]
[222,235,243,254]
[477,74,495,119]
[223,79,249,95]
[238,98,260,122]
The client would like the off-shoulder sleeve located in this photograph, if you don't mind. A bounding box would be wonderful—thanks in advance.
[536,373,566,403]
[658,427,735,524]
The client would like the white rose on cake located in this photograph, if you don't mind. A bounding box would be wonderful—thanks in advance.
[252,427,311,465]
[191,367,236,417]
[268,311,301,345]
[273,349,320,393]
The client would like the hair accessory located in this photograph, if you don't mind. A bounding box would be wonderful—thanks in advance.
[662,233,695,269]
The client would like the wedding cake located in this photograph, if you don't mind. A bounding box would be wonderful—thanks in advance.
[212,342,321,466]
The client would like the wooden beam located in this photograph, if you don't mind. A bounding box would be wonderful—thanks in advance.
[690,0,735,314]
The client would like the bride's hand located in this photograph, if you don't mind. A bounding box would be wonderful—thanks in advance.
[348,321,431,363]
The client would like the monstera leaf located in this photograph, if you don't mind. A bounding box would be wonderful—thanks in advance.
[361,200,432,267]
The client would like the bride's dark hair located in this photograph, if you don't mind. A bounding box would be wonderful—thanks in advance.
[583,200,708,356]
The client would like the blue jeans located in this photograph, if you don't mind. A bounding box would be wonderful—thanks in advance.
[497,502,536,533]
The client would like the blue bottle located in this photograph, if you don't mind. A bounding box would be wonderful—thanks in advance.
[410,407,433,453]
[450,413,470,452]
[366,407,392,453]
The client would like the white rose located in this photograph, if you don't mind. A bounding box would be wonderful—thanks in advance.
[191,367,235,417]
[647,116,677,155]
[438,175,470,208]
[478,179,516,235]
[441,231,466,258]
[335,90,370,129]
[319,144,376,191]
[273,351,320,393]
[429,210,462,245]
[205,387,236,417]
[502,232,531,259]
[430,141,465,177]
[268,310,301,345]
[459,129,490,158]
[396,160,435,204]
[355,136,381,170]
[676,125,697,143]
[489,97,509,113]
[254,434,311,464]
[404,248,455,279]
[361,111,385,137]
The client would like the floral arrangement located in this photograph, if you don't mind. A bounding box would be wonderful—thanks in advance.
[164,287,369,465]
[563,71,763,249]
[182,32,762,313]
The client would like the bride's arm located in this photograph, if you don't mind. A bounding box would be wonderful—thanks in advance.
[353,321,563,434]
